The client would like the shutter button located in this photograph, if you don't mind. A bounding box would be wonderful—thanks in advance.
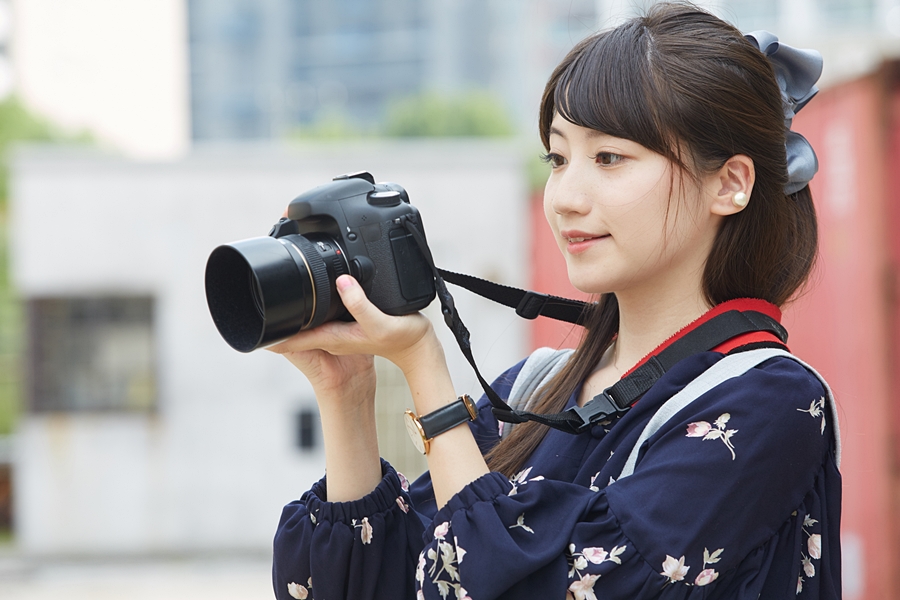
[366,191,402,206]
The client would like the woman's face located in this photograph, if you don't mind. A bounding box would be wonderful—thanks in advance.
[543,114,724,300]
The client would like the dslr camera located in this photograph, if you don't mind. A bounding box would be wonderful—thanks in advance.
[205,172,436,352]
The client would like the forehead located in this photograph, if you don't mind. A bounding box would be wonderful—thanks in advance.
[548,115,613,142]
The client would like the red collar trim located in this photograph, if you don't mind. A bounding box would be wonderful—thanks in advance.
[621,298,782,378]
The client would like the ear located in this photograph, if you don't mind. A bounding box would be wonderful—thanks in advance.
[705,154,755,216]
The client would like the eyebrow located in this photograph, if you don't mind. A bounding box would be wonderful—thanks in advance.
[548,125,607,140]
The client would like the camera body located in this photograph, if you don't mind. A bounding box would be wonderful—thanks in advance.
[205,171,436,352]
[278,171,435,316]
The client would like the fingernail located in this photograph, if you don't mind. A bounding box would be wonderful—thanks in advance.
[336,275,354,291]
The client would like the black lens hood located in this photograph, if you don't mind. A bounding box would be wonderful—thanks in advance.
[205,236,314,352]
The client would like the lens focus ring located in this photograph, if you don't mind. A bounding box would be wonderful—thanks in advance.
[284,237,332,329]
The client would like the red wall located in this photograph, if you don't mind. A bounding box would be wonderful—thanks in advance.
[787,73,897,600]
[528,69,900,598]
[528,190,591,349]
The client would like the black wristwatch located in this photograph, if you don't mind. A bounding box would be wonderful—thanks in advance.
[404,395,478,454]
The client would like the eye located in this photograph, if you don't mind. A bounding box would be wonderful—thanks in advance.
[539,152,567,168]
[593,152,624,166]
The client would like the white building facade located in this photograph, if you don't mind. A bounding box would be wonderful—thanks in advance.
[9,140,530,555]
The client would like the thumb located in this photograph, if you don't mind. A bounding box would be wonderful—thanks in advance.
[335,275,381,326]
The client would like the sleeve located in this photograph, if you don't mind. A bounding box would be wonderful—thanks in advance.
[272,459,425,600]
[413,356,833,600]
[271,359,525,600]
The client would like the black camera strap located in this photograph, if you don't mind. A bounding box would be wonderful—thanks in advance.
[435,269,589,325]
[399,217,788,435]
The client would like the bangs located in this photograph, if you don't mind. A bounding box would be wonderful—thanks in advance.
[542,22,677,162]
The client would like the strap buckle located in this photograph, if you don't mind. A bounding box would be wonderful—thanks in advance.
[515,291,549,320]
[563,391,629,433]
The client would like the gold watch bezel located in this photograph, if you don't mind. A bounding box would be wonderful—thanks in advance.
[404,409,429,454]
[461,394,478,421]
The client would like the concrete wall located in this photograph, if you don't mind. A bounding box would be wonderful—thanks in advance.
[9,140,530,554]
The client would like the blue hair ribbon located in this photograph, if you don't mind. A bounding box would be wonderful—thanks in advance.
[744,31,824,195]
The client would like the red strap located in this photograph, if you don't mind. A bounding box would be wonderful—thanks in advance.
[712,330,788,353]
[622,298,784,378]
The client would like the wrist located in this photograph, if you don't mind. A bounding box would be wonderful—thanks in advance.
[316,385,375,424]
[392,326,444,375]
[404,394,477,454]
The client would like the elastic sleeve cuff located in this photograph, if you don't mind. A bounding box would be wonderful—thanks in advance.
[425,471,512,538]
[303,458,405,525]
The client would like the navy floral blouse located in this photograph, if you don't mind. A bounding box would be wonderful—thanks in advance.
[273,347,841,599]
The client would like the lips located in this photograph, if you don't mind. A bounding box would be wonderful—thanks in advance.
[560,229,609,255]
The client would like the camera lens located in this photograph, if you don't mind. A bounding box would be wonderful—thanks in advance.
[205,233,349,352]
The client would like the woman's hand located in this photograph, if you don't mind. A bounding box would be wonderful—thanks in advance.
[267,275,438,396]
[269,273,490,506]
[268,274,438,501]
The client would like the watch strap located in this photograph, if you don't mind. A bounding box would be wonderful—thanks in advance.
[419,394,477,440]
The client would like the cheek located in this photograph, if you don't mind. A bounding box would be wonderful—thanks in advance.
[542,185,558,232]
[645,193,708,262]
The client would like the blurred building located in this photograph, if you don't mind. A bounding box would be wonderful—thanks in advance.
[186,0,900,141]
[5,1,900,599]
[9,0,900,152]
[602,0,900,87]
[186,0,599,139]
[9,141,529,555]
[10,0,190,158]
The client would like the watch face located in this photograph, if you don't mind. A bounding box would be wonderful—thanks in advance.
[404,410,427,454]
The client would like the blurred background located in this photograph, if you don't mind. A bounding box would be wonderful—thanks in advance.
[0,0,897,598]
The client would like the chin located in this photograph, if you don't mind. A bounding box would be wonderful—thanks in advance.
[567,274,612,296]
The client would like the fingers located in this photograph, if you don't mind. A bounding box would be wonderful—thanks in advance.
[334,275,382,327]
[267,274,431,361]
[266,277,383,356]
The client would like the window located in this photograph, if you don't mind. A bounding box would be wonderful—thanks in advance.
[295,407,318,450]
[28,297,156,412]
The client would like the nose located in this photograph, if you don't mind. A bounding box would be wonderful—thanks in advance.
[546,160,594,216]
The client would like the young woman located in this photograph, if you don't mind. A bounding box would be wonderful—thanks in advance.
[269,4,840,599]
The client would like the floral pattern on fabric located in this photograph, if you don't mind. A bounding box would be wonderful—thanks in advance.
[565,544,626,600]
[660,554,690,584]
[659,548,723,587]
[417,522,469,600]
[507,466,544,496]
[694,548,723,586]
[798,397,827,435]
[508,513,535,534]
[352,517,373,544]
[287,577,313,599]
[271,351,841,600]
[797,513,822,594]
[686,413,738,459]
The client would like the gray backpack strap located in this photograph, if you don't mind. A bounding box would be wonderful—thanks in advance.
[499,348,574,440]
[616,348,840,481]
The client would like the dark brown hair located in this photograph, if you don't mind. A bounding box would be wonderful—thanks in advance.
[486,2,818,476]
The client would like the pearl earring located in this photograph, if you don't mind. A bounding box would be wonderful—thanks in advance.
[732,191,749,207]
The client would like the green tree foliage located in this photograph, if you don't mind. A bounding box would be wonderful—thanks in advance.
[290,108,377,140]
[0,97,80,209]
[0,97,85,435]
[290,91,516,140]
[384,91,514,137]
